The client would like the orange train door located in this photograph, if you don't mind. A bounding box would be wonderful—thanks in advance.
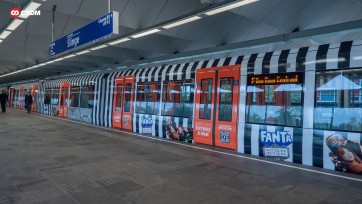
[112,76,135,131]
[59,82,70,118]
[194,65,240,150]
[19,86,24,109]
[31,85,38,112]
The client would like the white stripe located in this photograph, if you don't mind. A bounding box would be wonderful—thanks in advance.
[269,51,281,74]
[206,60,214,68]
[302,129,313,166]
[154,66,163,82]
[161,66,170,81]
[182,118,188,128]
[148,67,156,82]
[152,114,156,136]
[326,43,340,70]
[303,70,315,129]
[158,116,163,138]
[174,117,180,128]
[286,48,298,72]
[229,56,238,65]
[138,114,143,133]
[305,45,318,71]
[254,53,265,75]
[133,113,137,132]
[237,122,245,153]
[177,64,185,80]
[196,61,205,69]
[251,124,259,156]
[169,65,177,81]
[186,62,194,79]
[323,131,336,170]
[217,58,226,66]
[241,55,249,76]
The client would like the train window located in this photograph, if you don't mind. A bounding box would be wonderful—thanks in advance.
[70,87,80,107]
[315,69,362,132]
[52,88,60,105]
[136,82,160,115]
[246,73,303,127]
[44,88,51,104]
[80,85,95,108]
[124,83,133,113]
[162,80,194,118]
[199,79,213,120]
[219,78,233,121]
[114,84,123,111]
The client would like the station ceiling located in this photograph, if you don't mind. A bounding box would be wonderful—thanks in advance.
[1,0,362,84]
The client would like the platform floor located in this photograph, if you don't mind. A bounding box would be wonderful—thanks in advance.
[0,109,361,204]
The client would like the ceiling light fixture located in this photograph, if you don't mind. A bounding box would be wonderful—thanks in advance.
[0,30,12,39]
[108,38,131,45]
[76,50,90,55]
[205,0,258,16]
[18,2,42,19]
[90,44,108,51]
[6,19,24,31]
[63,54,76,59]
[162,16,202,29]
[53,57,64,62]
[131,29,161,38]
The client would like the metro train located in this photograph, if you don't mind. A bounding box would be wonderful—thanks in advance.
[8,40,362,175]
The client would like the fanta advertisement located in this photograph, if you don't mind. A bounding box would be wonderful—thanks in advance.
[260,131,293,146]
[10,8,41,18]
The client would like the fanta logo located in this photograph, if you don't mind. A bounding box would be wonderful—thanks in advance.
[261,131,293,146]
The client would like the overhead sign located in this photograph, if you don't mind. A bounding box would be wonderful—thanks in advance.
[247,73,304,85]
[49,11,119,58]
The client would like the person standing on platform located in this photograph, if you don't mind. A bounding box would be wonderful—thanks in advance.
[0,89,8,112]
[24,90,33,113]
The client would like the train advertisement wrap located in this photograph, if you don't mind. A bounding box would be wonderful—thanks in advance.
[313,130,362,175]
[244,124,303,163]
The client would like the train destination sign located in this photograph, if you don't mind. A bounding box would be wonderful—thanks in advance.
[247,73,303,85]
[49,11,119,58]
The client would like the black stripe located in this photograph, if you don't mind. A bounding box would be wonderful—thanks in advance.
[136,114,140,133]
[164,65,174,81]
[201,60,209,69]
[155,115,159,136]
[181,63,190,80]
[235,56,244,65]
[316,44,330,70]
[190,61,199,79]
[212,59,220,67]
[262,52,273,74]
[223,57,232,66]
[247,54,258,75]
[173,64,182,80]
[278,49,290,73]
[296,47,308,72]
[312,130,324,168]
[293,128,303,164]
[244,124,252,154]
[338,41,353,69]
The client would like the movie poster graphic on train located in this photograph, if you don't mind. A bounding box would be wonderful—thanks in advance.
[244,124,300,162]
[313,130,362,175]
[164,117,193,143]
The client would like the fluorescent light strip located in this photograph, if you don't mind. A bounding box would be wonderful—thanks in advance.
[63,54,76,59]
[76,50,90,55]
[53,57,64,62]
[90,44,108,51]
[0,30,12,39]
[6,19,24,31]
[108,38,130,45]
[131,29,161,38]
[163,16,202,29]
[205,0,259,16]
[0,40,3,43]
[18,2,42,19]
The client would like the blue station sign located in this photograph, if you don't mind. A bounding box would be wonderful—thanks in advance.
[49,11,119,58]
